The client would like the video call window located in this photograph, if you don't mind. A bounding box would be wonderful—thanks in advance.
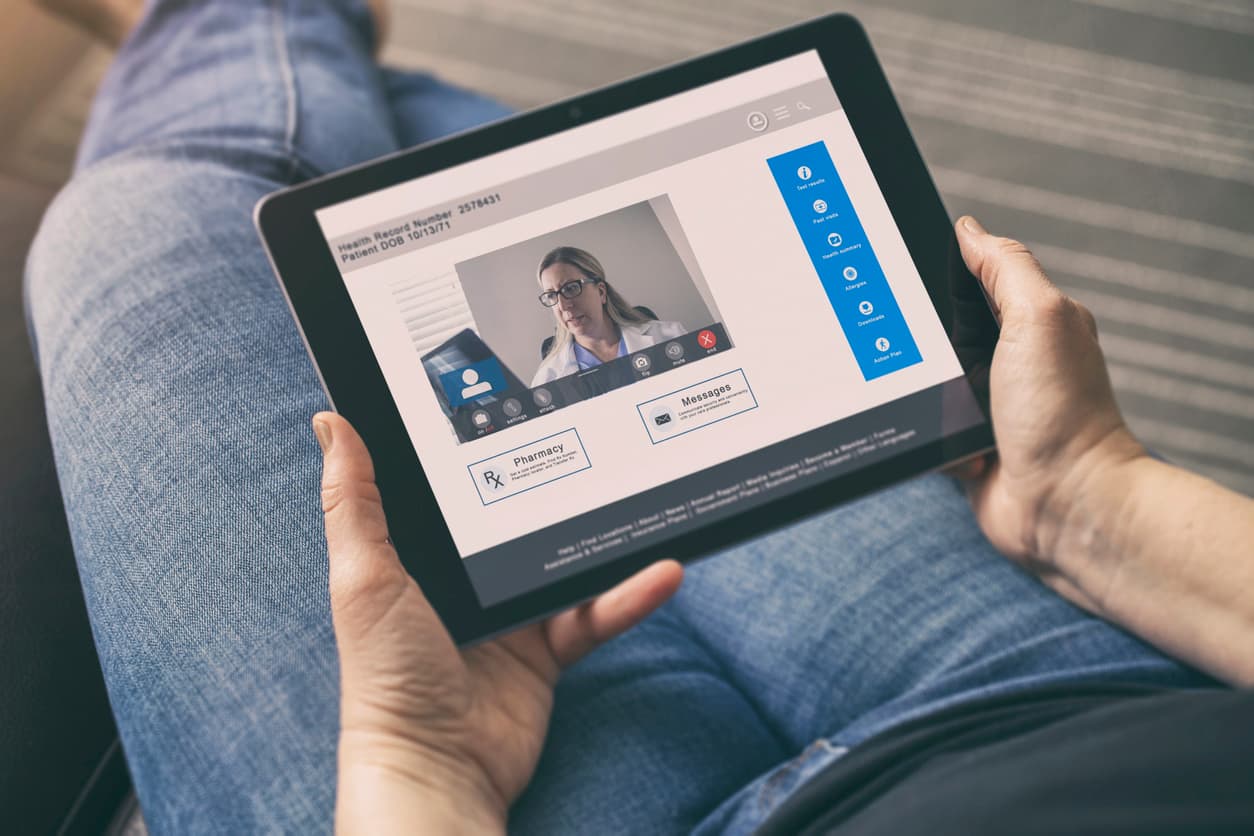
[417,197,734,443]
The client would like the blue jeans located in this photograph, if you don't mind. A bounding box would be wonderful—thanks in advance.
[25,2,1208,833]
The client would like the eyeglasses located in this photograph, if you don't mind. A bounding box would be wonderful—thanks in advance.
[538,278,600,308]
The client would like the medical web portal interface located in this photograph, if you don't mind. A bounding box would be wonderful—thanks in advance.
[316,51,973,606]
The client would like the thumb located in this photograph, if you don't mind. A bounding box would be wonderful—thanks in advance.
[955,216,1064,325]
[316,414,460,744]
[314,412,408,619]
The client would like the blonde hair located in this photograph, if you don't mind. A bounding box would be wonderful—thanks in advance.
[538,246,650,362]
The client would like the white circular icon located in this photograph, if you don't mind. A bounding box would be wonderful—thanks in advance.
[746,111,768,132]
[532,387,552,407]
[875,337,891,352]
[459,368,492,399]
[797,165,812,180]
[812,199,828,214]
[827,232,843,248]
[859,300,874,315]
[843,266,858,282]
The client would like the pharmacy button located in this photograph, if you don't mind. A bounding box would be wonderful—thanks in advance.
[467,428,590,505]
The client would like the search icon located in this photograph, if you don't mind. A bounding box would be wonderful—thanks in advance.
[797,100,812,111]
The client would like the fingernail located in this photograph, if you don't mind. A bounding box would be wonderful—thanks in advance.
[313,417,333,454]
[962,216,987,235]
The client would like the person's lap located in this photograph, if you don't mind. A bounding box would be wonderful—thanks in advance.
[515,472,1207,834]
[25,2,1207,833]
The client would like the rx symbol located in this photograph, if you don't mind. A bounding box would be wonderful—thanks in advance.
[483,470,504,490]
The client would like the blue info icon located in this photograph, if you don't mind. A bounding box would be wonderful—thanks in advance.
[440,358,507,407]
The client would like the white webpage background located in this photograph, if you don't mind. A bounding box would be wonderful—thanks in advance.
[323,73,964,559]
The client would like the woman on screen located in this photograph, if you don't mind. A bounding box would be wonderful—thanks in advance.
[531,246,687,386]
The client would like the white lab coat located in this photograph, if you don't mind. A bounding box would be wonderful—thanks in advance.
[530,319,688,386]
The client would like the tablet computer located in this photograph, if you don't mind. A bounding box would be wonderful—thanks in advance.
[255,13,999,645]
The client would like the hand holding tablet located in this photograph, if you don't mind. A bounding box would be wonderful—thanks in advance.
[317,409,683,832]
[257,14,1000,643]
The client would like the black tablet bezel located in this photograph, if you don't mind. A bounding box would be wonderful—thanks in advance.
[256,13,998,645]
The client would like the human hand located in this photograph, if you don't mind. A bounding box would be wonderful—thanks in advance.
[313,412,683,834]
[949,217,1147,592]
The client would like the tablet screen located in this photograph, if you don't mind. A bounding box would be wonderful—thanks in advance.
[314,50,986,607]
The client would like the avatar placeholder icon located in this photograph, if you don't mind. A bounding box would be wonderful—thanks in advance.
[460,368,493,399]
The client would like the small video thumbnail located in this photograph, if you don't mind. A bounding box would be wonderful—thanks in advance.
[421,196,732,443]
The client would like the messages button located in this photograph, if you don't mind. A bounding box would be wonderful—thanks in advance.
[636,369,758,444]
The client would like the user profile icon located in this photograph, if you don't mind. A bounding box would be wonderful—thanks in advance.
[797,165,812,180]
[532,387,553,408]
[858,300,874,315]
[875,337,891,352]
[746,111,768,132]
[459,367,492,399]
[827,232,843,248]
[843,266,858,282]
[812,199,828,214]
[502,397,522,418]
